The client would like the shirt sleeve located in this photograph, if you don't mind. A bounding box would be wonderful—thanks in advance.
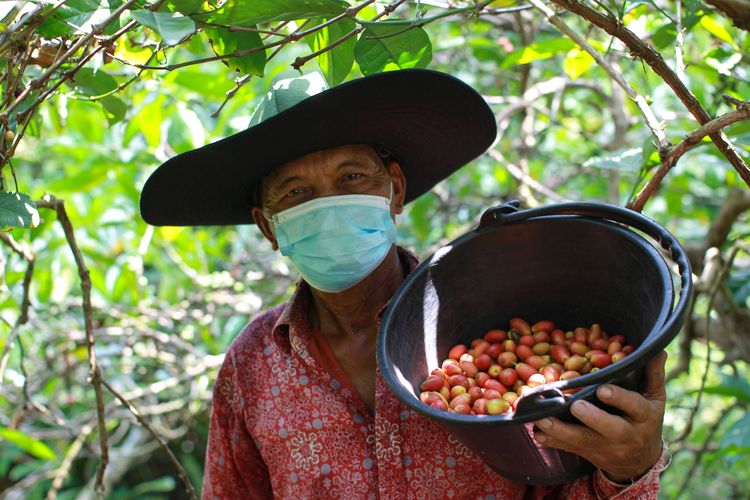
[556,444,667,499]
[202,352,273,499]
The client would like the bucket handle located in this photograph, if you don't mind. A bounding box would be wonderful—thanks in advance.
[478,201,694,404]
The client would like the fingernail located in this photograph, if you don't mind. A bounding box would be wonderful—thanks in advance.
[536,433,547,443]
[571,400,588,416]
[599,385,613,398]
[537,418,552,430]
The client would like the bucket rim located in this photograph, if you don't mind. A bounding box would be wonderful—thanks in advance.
[377,202,692,425]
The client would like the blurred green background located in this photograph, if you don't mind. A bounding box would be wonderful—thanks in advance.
[0,1,748,498]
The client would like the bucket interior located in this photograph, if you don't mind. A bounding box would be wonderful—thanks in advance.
[378,214,674,484]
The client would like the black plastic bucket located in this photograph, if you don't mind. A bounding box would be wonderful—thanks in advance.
[377,202,693,485]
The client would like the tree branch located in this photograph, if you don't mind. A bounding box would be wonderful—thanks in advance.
[630,100,750,212]
[0,0,141,123]
[37,196,109,499]
[548,0,750,191]
[99,378,197,500]
[528,0,670,151]
[705,0,750,31]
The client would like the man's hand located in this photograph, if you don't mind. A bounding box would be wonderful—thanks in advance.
[533,350,667,483]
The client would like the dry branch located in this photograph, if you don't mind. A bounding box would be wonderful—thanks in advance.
[630,100,750,211]
[549,0,750,192]
[705,0,750,31]
[99,378,197,500]
[528,0,669,151]
[37,196,109,499]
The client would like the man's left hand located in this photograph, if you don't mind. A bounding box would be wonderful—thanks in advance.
[533,350,667,483]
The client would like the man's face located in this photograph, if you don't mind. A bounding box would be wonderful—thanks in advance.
[251,144,407,250]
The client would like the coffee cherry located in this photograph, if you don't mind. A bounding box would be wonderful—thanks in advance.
[420,317,636,416]
[484,329,507,343]
[449,344,468,360]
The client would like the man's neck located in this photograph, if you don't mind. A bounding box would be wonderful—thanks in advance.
[308,246,405,340]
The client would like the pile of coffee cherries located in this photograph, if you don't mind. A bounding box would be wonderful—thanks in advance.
[418,317,635,415]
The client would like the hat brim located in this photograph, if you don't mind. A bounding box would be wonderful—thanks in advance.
[140,69,497,226]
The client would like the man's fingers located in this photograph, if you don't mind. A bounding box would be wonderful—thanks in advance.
[642,350,668,401]
[534,417,599,458]
[568,399,628,437]
[595,384,653,422]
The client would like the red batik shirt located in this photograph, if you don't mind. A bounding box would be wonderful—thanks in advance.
[203,249,665,499]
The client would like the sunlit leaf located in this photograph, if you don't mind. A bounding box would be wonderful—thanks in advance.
[132,476,177,495]
[168,0,204,15]
[101,95,127,125]
[38,0,118,38]
[131,10,196,46]
[124,97,165,148]
[70,68,119,97]
[563,48,594,79]
[582,148,642,172]
[652,23,677,50]
[355,24,432,75]
[0,428,57,461]
[205,28,266,76]
[501,38,576,68]
[201,0,347,26]
[0,192,39,229]
[699,15,737,48]
[305,18,356,86]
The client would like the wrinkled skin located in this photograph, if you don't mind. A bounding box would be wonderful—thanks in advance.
[534,351,667,482]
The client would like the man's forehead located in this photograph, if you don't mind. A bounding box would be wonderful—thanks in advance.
[265,144,383,181]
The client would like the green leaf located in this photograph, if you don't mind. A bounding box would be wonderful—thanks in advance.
[124,97,165,148]
[582,148,643,172]
[38,0,118,38]
[702,374,750,403]
[201,0,347,26]
[652,23,677,50]
[132,476,177,495]
[167,0,204,15]
[0,427,57,461]
[354,24,432,76]
[131,10,196,46]
[501,38,576,69]
[70,68,118,97]
[720,414,750,464]
[205,28,266,76]
[682,0,705,30]
[0,192,39,229]
[305,18,356,86]
[563,48,594,79]
[101,95,127,125]
[699,14,737,48]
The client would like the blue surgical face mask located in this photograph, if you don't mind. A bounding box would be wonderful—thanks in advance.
[266,189,397,293]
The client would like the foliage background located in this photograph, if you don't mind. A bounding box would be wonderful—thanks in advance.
[0,0,748,498]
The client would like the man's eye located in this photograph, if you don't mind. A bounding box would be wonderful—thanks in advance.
[286,187,304,198]
[343,173,363,181]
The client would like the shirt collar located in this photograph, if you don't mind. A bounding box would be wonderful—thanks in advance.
[271,246,420,354]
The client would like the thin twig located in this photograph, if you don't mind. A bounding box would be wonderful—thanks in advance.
[47,423,96,499]
[674,405,738,498]
[37,196,109,499]
[630,100,750,212]
[0,0,142,122]
[100,378,198,500]
[292,0,408,70]
[548,0,750,189]
[527,0,669,153]
[487,148,571,203]
[669,244,740,444]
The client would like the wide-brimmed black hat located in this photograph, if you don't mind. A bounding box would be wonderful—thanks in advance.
[140,68,497,226]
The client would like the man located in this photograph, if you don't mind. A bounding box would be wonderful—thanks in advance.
[140,69,667,498]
